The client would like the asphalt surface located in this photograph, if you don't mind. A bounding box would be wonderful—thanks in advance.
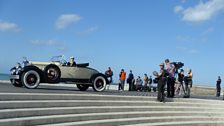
[0,82,224,101]
[0,82,157,96]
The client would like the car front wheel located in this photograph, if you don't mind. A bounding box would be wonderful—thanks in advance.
[92,76,107,92]
[21,70,40,89]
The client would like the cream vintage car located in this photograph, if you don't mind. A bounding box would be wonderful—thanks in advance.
[10,56,110,92]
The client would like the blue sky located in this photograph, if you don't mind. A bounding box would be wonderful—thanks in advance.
[0,0,224,86]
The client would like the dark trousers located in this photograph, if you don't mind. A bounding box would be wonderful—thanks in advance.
[184,80,192,98]
[118,83,121,90]
[128,82,134,91]
[216,85,221,97]
[167,77,175,97]
[157,79,166,102]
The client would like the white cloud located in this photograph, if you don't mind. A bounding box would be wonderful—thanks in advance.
[174,5,184,13]
[176,35,192,43]
[0,21,21,32]
[31,39,67,51]
[176,46,198,54]
[76,26,98,36]
[181,0,187,4]
[201,27,214,36]
[31,40,59,46]
[55,14,82,29]
[175,0,224,23]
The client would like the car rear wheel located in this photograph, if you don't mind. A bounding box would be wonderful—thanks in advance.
[10,79,23,87]
[21,70,40,89]
[76,84,89,91]
[92,76,107,92]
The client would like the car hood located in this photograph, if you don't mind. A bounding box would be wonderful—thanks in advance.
[30,61,60,66]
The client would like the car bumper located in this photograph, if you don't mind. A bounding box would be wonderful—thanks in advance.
[10,75,20,80]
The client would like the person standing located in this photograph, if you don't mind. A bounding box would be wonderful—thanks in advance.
[119,69,126,91]
[127,70,134,91]
[184,69,193,98]
[149,76,153,92]
[216,76,221,97]
[175,69,185,96]
[156,63,167,102]
[165,59,175,98]
[105,67,113,83]
[143,74,149,91]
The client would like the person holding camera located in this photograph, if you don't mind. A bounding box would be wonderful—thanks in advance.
[175,69,185,96]
[165,59,175,98]
[155,63,167,102]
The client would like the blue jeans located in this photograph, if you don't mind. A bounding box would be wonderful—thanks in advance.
[120,80,125,90]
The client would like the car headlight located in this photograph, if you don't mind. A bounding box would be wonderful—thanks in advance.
[11,69,16,74]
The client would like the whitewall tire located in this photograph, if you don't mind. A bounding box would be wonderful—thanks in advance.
[22,70,40,89]
[93,76,107,92]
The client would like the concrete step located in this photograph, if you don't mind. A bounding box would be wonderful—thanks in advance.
[1,93,224,105]
[36,116,224,126]
[1,106,224,119]
[0,100,157,109]
[0,93,155,101]
[1,105,224,119]
[0,92,224,126]
[0,114,223,126]
[1,99,224,109]
[122,121,224,126]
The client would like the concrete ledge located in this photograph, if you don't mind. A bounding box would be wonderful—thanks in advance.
[0,92,156,100]
[1,105,224,119]
[1,99,224,109]
[37,116,224,126]
[122,121,224,126]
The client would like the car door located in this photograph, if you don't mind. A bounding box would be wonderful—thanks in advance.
[59,66,79,79]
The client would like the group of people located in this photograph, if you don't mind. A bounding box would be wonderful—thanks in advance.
[104,58,194,102]
[69,56,223,100]
[155,59,193,102]
[105,67,155,92]
[119,70,154,92]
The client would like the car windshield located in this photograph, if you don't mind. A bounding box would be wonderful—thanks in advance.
[51,55,67,65]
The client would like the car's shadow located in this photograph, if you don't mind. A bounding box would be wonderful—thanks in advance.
[37,87,81,92]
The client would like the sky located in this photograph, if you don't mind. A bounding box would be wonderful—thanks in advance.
[0,0,224,86]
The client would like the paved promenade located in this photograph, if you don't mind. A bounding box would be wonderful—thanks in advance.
[0,82,223,101]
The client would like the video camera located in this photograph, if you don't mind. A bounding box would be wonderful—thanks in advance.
[171,62,184,73]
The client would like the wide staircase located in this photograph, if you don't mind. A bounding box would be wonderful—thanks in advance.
[0,92,224,126]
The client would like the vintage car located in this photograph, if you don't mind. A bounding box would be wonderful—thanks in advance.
[9,56,111,92]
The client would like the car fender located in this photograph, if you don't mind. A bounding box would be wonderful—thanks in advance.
[21,65,44,82]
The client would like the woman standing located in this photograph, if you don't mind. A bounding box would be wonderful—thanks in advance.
[184,69,193,98]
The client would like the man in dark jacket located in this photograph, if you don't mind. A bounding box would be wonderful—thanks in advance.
[67,56,76,67]
[216,76,221,97]
[127,70,134,91]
